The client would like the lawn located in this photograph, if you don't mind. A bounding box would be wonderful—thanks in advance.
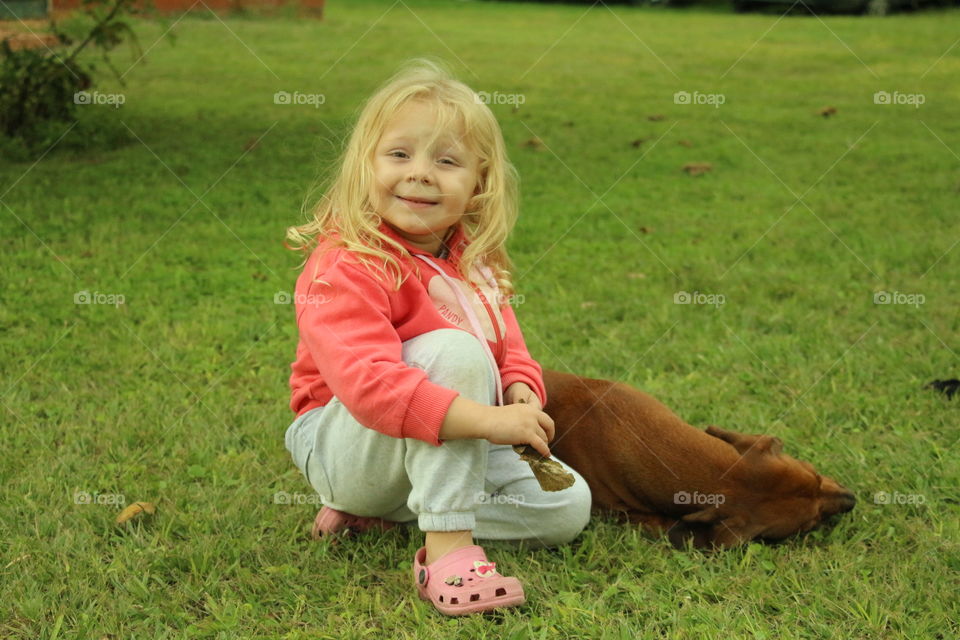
[1,0,958,637]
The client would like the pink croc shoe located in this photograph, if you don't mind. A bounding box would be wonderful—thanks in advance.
[412,545,525,616]
[311,506,397,540]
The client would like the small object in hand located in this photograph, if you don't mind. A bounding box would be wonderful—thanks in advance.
[510,397,575,491]
[513,444,575,492]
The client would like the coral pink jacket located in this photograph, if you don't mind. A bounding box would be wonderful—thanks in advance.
[288,221,546,447]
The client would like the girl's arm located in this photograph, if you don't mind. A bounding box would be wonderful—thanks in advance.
[296,256,459,446]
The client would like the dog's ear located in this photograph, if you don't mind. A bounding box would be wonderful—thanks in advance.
[706,426,783,457]
[751,435,783,456]
[705,425,749,451]
[677,507,765,549]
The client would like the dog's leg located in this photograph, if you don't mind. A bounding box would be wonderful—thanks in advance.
[627,513,723,550]
[626,513,683,543]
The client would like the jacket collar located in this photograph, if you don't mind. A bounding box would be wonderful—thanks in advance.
[377,219,466,262]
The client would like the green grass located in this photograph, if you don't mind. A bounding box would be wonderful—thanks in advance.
[2,0,959,636]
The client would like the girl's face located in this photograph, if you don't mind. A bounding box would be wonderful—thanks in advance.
[369,99,480,256]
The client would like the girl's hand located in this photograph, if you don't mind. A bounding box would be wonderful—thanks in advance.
[480,396,554,459]
[440,387,554,458]
[504,381,542,411]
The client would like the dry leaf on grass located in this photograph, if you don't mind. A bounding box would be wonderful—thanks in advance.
[647,114,665,121]
[682,162,713,176]
[115,501,156,525]
[818,106,837,117]
[521,137,545,150]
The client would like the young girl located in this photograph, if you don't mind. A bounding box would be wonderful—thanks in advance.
[283,59,592,617]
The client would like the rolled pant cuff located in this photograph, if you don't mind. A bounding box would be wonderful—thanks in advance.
[418,512,476,532]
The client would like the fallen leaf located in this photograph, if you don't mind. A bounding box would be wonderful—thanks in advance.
[678,139,693,147]
[647,114,665,121]
[115,501,156,525]
[521,137,544,150]
[251,272,268,281]
[638,226,654,234]
[818,106,837,117]
[630,137,648,148]
[682,162,713,176]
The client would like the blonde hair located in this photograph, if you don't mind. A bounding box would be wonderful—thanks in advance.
[286,58,519,298]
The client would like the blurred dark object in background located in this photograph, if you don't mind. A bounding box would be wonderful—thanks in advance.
[927,379,959,400]
[480,0,959,15]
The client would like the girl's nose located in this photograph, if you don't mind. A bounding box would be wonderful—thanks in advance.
[406,157,434,184]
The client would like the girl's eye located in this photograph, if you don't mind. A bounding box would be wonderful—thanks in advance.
[386,150,458,165]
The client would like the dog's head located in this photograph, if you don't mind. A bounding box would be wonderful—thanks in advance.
[670,425,856,549]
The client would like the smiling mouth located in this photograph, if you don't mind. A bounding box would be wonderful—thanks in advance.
[397,195,438,205]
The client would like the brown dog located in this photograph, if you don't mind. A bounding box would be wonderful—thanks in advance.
[543,369,856,549]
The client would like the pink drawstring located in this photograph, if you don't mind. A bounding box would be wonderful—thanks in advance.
[415,255,503,407]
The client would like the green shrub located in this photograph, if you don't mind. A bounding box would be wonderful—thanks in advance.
[0,0,162,160]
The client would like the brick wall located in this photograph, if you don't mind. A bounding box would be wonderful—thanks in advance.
[49,0,324,17]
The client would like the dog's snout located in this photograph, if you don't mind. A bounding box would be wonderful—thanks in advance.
[818,474,856,516]
[837,491,856,513]
[822,489,856,517]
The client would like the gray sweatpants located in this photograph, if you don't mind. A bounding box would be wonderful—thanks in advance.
[284,328,592,548]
